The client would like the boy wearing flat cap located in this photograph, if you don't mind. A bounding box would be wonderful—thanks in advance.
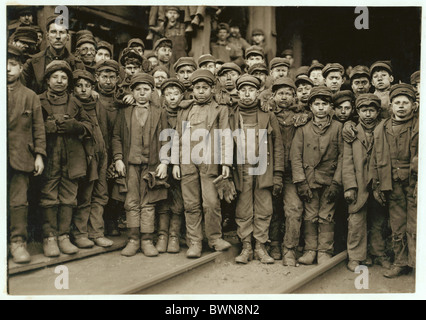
[112,73,169,257]
[75,35,97,74]
[71,70,113,249]
[174,57,197,99]
[244,46,266,70]
[7,46,46,263]
[94,41,113,64]
[308,61,325,87]
[332,90,355,124]
[248,63,269,93]
[38,60,92,257]
[154,38,174,76]
[172,69,233,258]
[350,65,371,98]
[116,48,143,105]
[370,60,394,119]
[343,93,391,272]
[323,63,345,94]
[215,62,242,108]
[10,26,38,58]
[198,54,217,76]
[369,83,418,278]
[290,86,343,265]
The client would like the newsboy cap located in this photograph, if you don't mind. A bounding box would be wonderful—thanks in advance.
[154,38,173,51]
[13,26,37,44]
[128,38,145,50]
[245,45,265,59]
[95,59,119,73]
[44,60,72,80]
[198,54,216,67]
[190,69,215,85]
[120,47,143,66]
[410,70,420,85]
[161,78,185,93]
[8,45,25,63]
[355,93,381,109]
[332,90,354,107]
[322,63,344,78]
[308,61,324,76]
[307,86,333,103]
[370,60,393,76]
[251,28,265,36]
[73,69,96,84]
[217,62,242,76]
[173,57,197,72]
[272,77,297,92]
[389,83,416,101]
[350,65,370,81]
[96,41,113,56]
[76,35,96,48]
[248,63,269,75]
[130,73,155,89]
[269,57,290,70]
[236,74,261,90]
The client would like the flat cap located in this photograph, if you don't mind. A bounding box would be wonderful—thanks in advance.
[190,69,215,85]
[8,45,25,63]
[73,69,96,84]
[144,51,157,60]
[128,38,145,50]
[389,83,416,101]
[217,23,230,32]
[152,65,170,77]
[308,86,333,103]
[295,74,314,87]
[153,38,173,51]
[308,61,324,75]
[217,62,242,76]
[370,60,393,76]
[282,49,293,57]
[161,78,186,93]
[236,74,261,90]
[272,77,297,92]
[355,93,381,109]
[76,35,96,48]
[245,45,265,59]
[198,54,216,67]
[173,57,197,72]
[97,40,113,55]
[410,70,420,85]
[13,26,38,44]
[350,65,370,80]
[75,30,93,42]
[130,73,155,89]
[332,90,354,107]
[165,6,180,12]
[120,47,143,66]
[251,28,265,36]
[269,57,290,70]
[322,63,344,78]
[45,14,66,31]
[248,63,269,75]
[95,59,119,73]
[44,60,72,80]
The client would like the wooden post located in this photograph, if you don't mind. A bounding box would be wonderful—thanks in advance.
[247,7,277,59]
[188,11,212,61]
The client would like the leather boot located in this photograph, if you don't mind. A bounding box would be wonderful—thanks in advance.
[94,237,114,247]
[298,250,317,265]
[42,206,58,237]
[317,251,332,265]
[58,234,79,254]
[43,236,60,257]
[299,220,318,265]
[347,260,360,272]
[156,234,168,253]
[235,239,253,264]
[282,248,297,266]
[209,238,232,251]
[167,214,182,253]
[269,241,282,260]
[121,239,140,257]
[10,239,31,264]
[384,265,411,278]
[167,235,180,253]
[141,239,159,257]
[254,241,274,264]
[186,240,202,258]
[74,237,95,249]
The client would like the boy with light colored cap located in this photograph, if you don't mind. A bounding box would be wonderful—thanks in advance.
[198,54,216,76]
[244,45,266,69]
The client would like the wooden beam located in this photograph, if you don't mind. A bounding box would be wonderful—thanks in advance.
[76,6,142,29]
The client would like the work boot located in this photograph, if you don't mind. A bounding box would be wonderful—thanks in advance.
[58,234,79,255]
[43,236,60,257]
[298,250,317,265]
[317,252,332,265]
[269,241,282,260]
[254,241,274,264]
[10,240,31,264]
[167,236,180,253]
[94,237,114,247]
[347,260,360,272]
[374,256,391,269]
[209,238,231,251]
[74,237,95,249]
[282,248,297,267]
[383,265,411,278]
[156,234,168,253]
[141,239,159,257]
[186,240,202,258]
[121,239,140,257]
[235,241,253,264]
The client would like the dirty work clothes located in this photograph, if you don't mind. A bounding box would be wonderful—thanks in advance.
[210,40,244,67]
[374,89,391,119]
[164,22,188,66]
[8,167,30,242]
[282,175,304,250]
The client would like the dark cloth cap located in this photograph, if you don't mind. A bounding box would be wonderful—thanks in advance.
[272,77,296,92]
[76,35,96,48]
[248,63,269,75]
[130,73,155,89]
[389,83,416,101]
[295,66,309,78]
[144,51,157,60]
[350,65,370,80]
[295,74,314,87]
[215,58,225,65]
[8,45,24,63]
[75,30,93,42]
[355,93,381,109]
[128,38,145,50]
[282,49,293,57]
[198,54,216,67]
[97,41,113,55]
[152,65,170,77]
[173,57,197,72]
[245,45,265,59]
[45,15,61,31]
[44,60,72,80]
[165,6,180,13]
[13,26,38,44]
[95,59,119,73]
[17,6,34,16]
[217,62,242,76]
[410,70,420,85]
[153,38,173,51]
[370,60,393,76]
[308,86,333,103]
[190,69,215,85]
[161,78,185,93]
[120,47,143,66]
[322,63,344,78]
[251,28,265,36]
[217,23,230,32]
[332,90,354,107]
[236,74,261,90]
[269,57,290,70]
[308,61,324,75]
[73,69,96,84]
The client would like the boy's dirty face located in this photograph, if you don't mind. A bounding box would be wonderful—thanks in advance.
[193,81,212,101]
[176,66,195,88]
[96,70,117,92]
[296,83,313,103]
[252,34,264,45]
[372,69,393,91]
[130,45,144,57]
[166,9,179,24]
[310,97,332,119]
[217,29,229,41]
[325,71,344,92]
[7,58,23,84]
[309,69,325,86]
[124,63,141,77]
[19,13,33,25]
[94,48,111,63]
[200,62,216,76]
[78,43,96,64]
[351,76,371,95]
[245,54,265,68]
[47,70,69,93]
[357,105,379,124]
[238,84,259,105]
[334,100,353,122]
[132,83,152,104]
[156,46,172,63]
[164,86,183,108]
[270,66,289,81]
[74,78,93,101]
[153,70,168,89]
[252,71,267,87]
[273,86,295,108]
[47,23,69,51]
[148,56,159,68]
[219,70,240,91]
[391,95,415,120]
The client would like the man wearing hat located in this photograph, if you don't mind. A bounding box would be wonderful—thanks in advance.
[38,60,92,258]
[290,86,343,266]
[198,54,216,76]
[153,37,174,76]
[343,93,391,272]
[172,69,233,258]
[211,23,244,67]
[323,63,345,94]
[370,60,394,118]
[229,74,284,265]
[22,14,85,94]
[250,28,274,65]
[369,83,418,278]
[10,26,38,58]
[248,63,269,93]
[215,62,242,107]
[350,65,371,98]
[7,45,46,263]
[70,69,114,249]
[112,73,169,257]
[94,41,113,64]
[308,61,325,87]
[174,57,197,99]
[75,35,97,74]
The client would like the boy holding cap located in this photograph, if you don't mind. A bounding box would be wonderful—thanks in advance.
[290,86,343,265]
[369,83,418,278]
[172,69,233,258]
[323,63,345,94]
[370,60,394,119]
[112,73,169,257]
[343,93,391,272]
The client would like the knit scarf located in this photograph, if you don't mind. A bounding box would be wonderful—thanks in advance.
[75,96,96,111]
[359,117,378,132]
[195,94,213,105]
[391,113,415,126]
[96,84,115,97]
[47,89,68,105]
[238,100,258,112]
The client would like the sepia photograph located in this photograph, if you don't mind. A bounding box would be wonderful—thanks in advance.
[3,1,424,301]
